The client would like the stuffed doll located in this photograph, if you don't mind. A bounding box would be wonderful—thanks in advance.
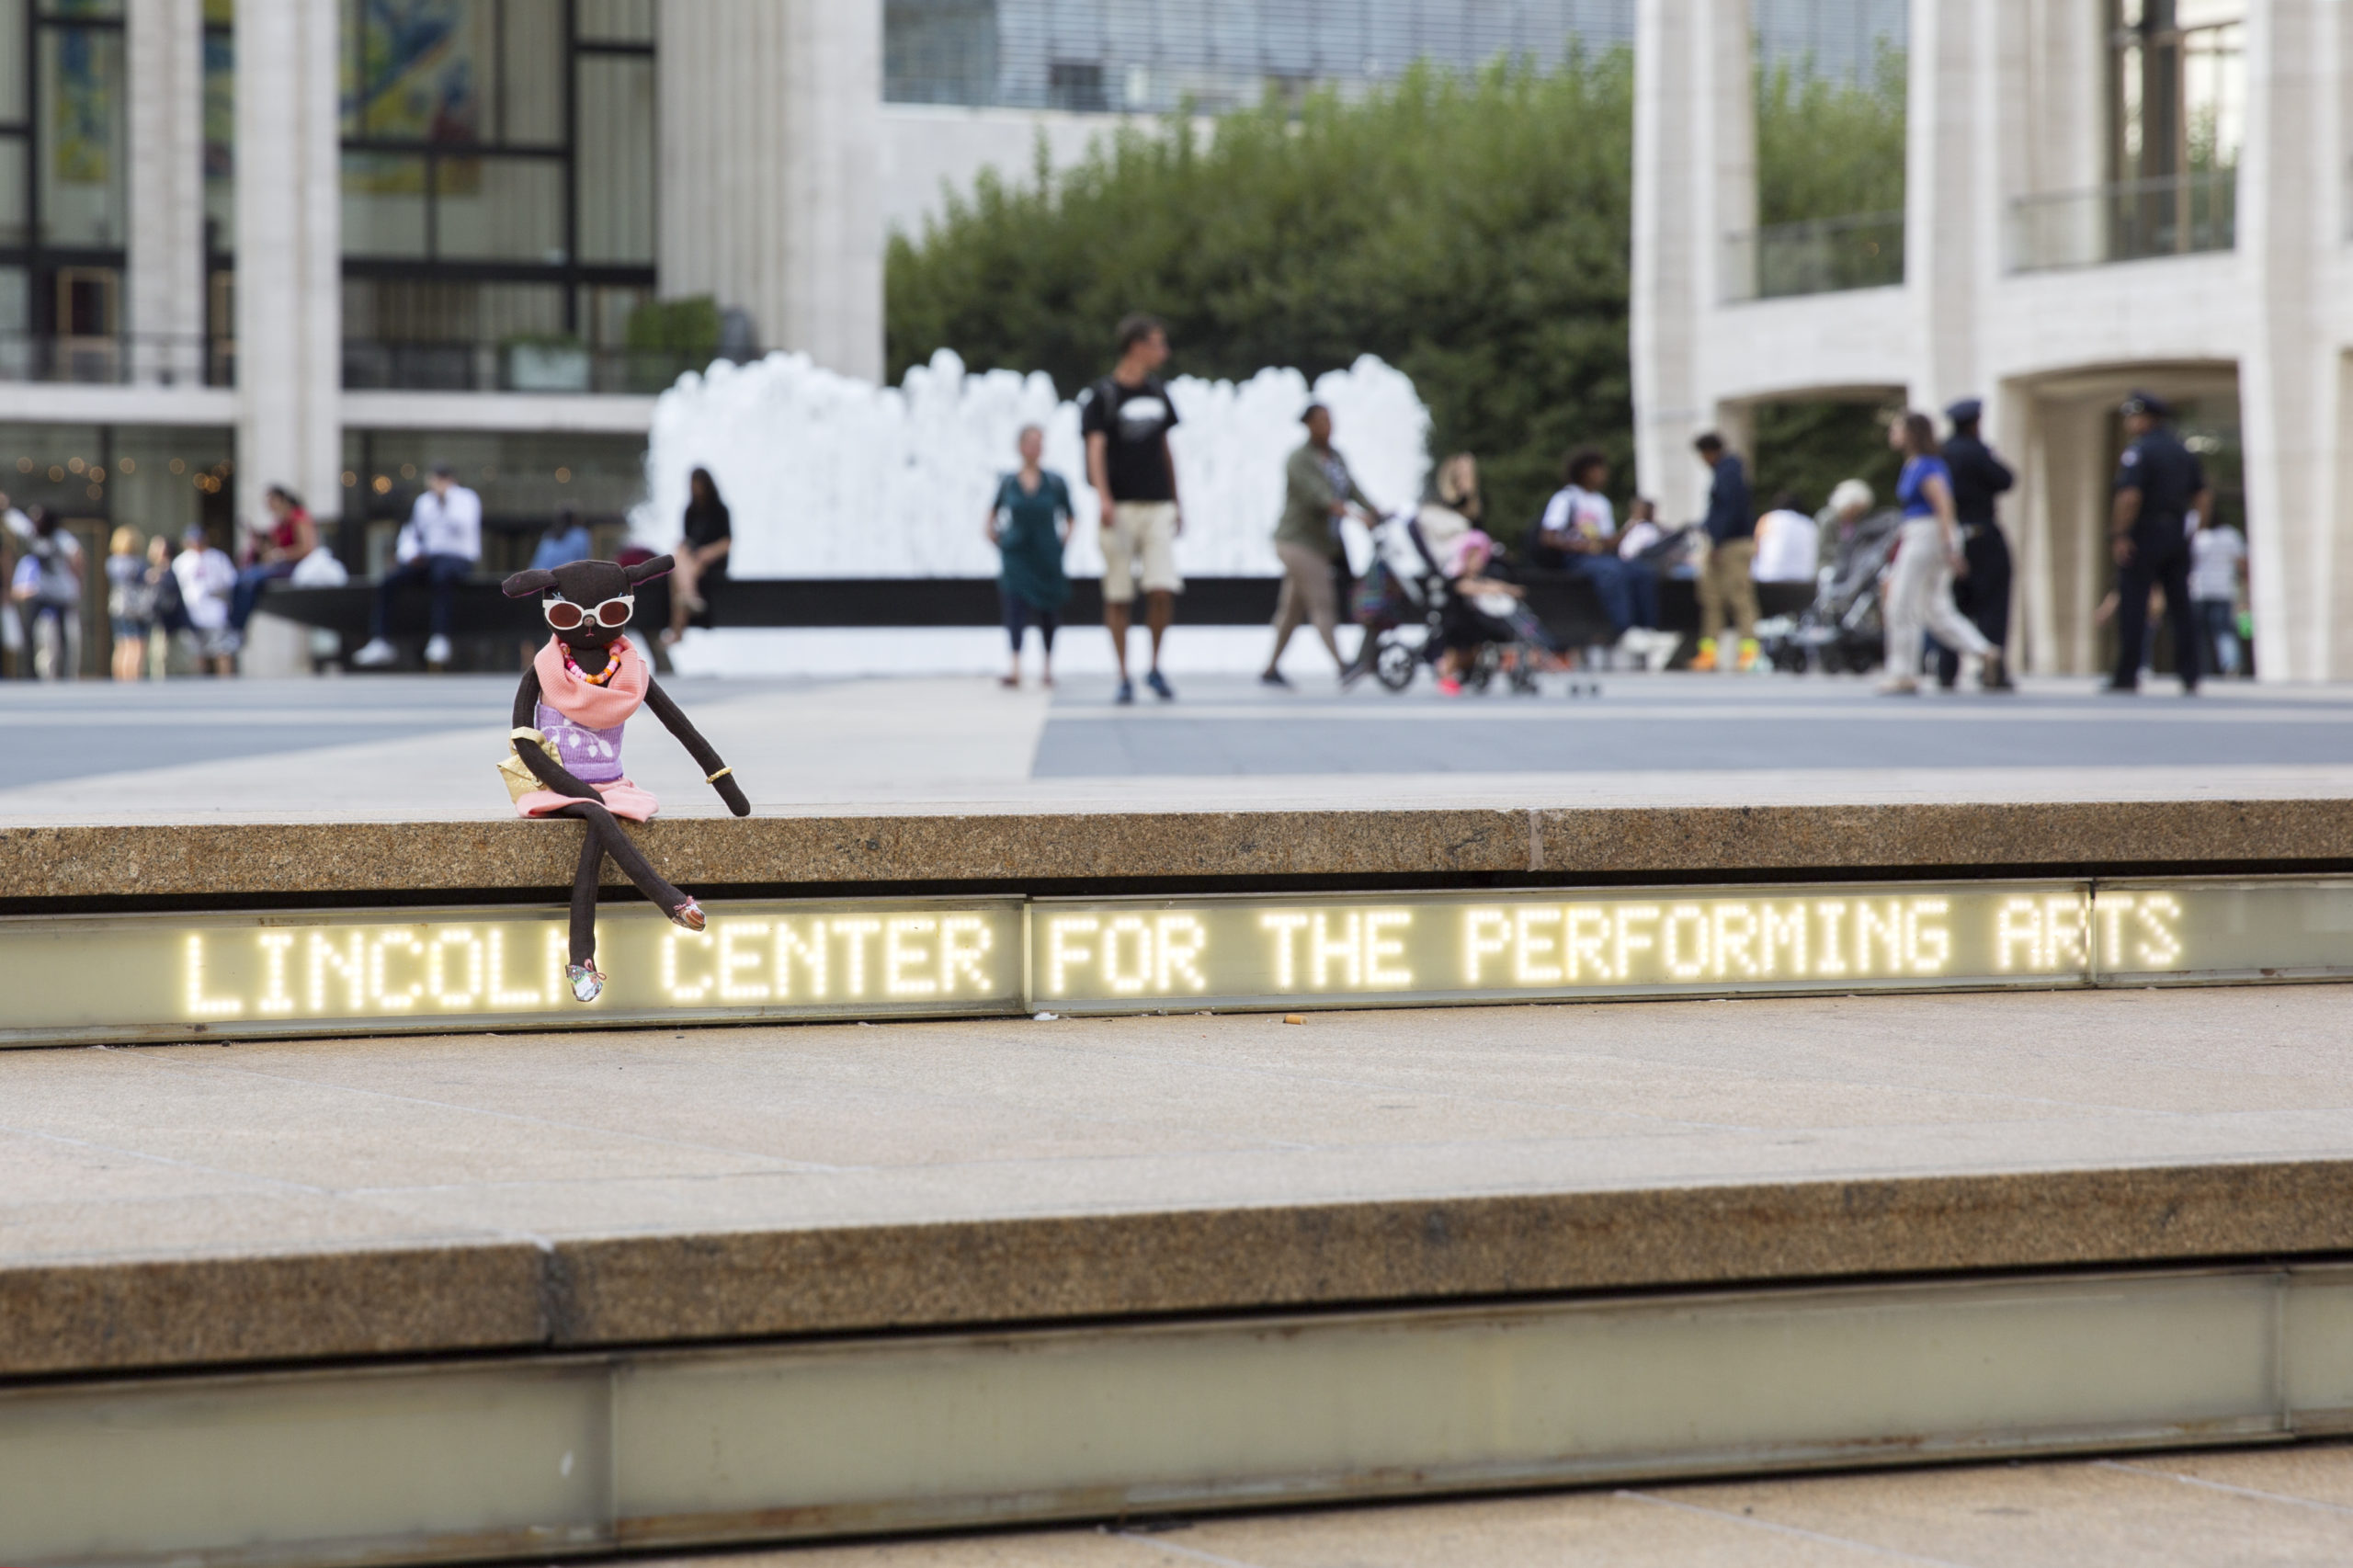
[499,555,751,1002]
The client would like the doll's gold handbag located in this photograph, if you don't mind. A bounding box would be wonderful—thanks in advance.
[497,727,562,802]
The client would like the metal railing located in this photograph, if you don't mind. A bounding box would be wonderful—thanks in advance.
[2008,171,2236,273]
[1722,210,1905,302]
[341,341,741,396]
[0,332,232,388]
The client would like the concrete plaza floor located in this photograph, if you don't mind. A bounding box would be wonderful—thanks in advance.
[0,668,2348,822]
[703,1441,2353,1566]
[10,983,2352,1290]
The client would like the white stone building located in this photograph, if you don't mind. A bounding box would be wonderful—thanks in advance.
[1632,0,2335,679]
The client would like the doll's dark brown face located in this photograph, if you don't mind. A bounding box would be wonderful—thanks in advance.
[541,560,631,652]
[503,555,672,652]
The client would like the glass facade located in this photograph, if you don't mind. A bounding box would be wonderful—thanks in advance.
[338,0,657,391]
[0,1,132,360]
[884,0,1904,113]
[340,427,646,575]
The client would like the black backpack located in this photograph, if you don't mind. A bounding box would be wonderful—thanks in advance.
[151,558,188,633]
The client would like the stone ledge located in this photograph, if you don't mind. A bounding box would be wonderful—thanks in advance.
[5,797,2352,905]
[6,1159,2348,1381]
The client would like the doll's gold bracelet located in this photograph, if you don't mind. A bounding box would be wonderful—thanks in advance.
[705,766,733,783]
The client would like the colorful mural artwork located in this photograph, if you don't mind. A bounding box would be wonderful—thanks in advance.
[345,0,485,195]
[50,27,115,189]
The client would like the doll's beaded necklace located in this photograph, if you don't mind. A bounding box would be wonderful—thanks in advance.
[563,643,622,687]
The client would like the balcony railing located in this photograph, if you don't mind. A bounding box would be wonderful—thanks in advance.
[0,333,232,388]
[341,340,739,396]
[1722,210,1905,303]
[2008,172,2236,273]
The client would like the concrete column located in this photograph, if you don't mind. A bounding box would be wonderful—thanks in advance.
[1904,0,1983,415]
[657,0,883,382]
[126,0,204,386]
[1632,0,1750,526]
[2235,0,2343,680]
[233,0,342,531]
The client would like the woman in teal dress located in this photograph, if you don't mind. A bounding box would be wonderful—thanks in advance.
[983,425,1074,688]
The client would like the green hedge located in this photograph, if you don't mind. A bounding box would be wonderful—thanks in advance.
[888,50,1906,536]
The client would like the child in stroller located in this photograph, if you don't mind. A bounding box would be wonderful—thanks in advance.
[1354,511,1565,695]
[1434,529,1559,695]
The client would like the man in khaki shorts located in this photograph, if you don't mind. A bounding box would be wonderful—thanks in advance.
[1081,313,1183,703]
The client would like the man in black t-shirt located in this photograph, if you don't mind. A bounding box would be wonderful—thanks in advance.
[1079,313,1183,703]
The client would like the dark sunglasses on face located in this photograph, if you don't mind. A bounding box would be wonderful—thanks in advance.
[544,594,634,631]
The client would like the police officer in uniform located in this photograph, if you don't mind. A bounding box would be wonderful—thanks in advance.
[1934,397,2017,691]
[2105,390,2207,695]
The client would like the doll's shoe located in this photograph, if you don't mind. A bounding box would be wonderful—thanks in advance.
[669,898,706,933]
[565,961,605,1004]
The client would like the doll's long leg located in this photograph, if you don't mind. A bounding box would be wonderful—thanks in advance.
[566,824,603,967]
[558,800,688,915]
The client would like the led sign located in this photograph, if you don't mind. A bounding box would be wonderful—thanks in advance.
[0,878,2347,1047]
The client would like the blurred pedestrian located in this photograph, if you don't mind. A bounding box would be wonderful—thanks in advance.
[2190,517,2247,677]
[1535,448,1667,666]
[105,525,154,681]
[1935,399,2017,691]
[1880,411,1994,695]
[663,467,731,649]
[7,505,83,680]
[1431,452,1483,526]
[1816,480,1875,574]
[1264,403,1371,687]
[353,461,482,670]
[172,525,237,676]
[2104,392,2205,696]
[530,506,592,574]
[225,485,316,654]
[985,425,1074,689]
[1750,491,1820,582]
[1081,313,1183,704]
[1689,432,1758,671]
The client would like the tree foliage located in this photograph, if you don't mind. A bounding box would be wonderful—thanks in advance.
[888,56,1634,537]
[1756,46,1907,227]
[887,46,1909,535]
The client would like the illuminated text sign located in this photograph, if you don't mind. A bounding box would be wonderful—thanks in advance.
[0,878,2347,1046]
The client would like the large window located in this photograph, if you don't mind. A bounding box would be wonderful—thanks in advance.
[0,1,131,376]
[339,0,655,392]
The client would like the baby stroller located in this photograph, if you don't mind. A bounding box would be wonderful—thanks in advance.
[1351,509,1448,692]
[1354,510,1554,695]
[1787,507,1901,674]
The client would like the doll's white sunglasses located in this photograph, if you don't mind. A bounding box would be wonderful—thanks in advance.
[544,594,633,631]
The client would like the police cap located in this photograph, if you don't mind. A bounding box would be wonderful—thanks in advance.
[1945,397,1983,424]
[2120,390,2171,419]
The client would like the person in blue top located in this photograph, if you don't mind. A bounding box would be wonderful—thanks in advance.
[984,425,1074,688]
[1880,411,1995,694]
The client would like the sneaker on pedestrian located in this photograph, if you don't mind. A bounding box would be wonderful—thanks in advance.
[2099,679,2140,695]
[1115,678,1135,705]
[1688,638,1718,672]
[1736,637,1762,672]
[1259,670,1290,688]
[424,633,452,666]
[1876,676,1920,696]
[351,637,397,667]
[1145,668,1175,700]
[1436,676,1463,697]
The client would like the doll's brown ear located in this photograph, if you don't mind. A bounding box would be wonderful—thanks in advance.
[624,554,676,585]
[502,569,557,598]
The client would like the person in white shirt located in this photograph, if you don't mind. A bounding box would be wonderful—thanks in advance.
[353,462,483,669]
[1533,449,1674,665]
[2188,517,2247,677]
[1750,492,1821,583]
[173,525,238,676]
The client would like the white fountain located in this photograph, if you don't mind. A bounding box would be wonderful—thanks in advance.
[631,349,1430,676]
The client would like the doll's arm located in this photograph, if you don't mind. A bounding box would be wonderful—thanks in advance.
[644,677,751,817]
[511,668,600,800]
